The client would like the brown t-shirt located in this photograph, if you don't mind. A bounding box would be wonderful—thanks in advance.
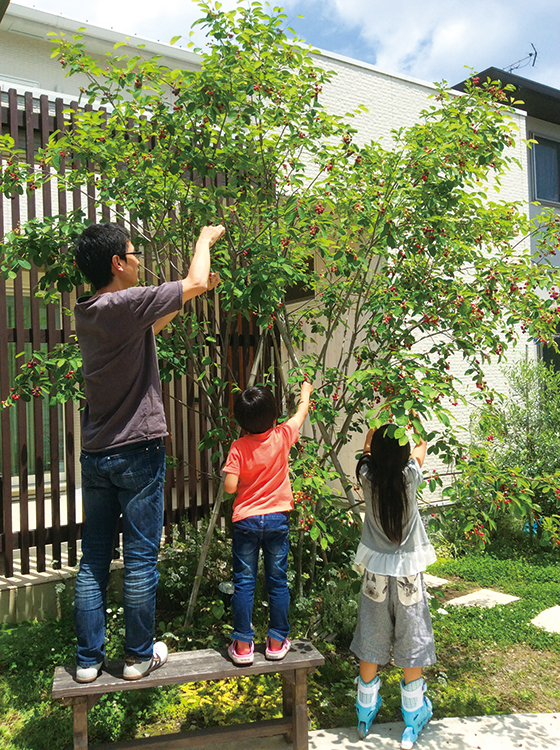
[75,280,183,452]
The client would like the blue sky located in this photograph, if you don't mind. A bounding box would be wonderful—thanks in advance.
[9,0,560,90]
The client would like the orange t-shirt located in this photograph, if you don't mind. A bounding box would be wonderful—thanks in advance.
[223,419,300,523]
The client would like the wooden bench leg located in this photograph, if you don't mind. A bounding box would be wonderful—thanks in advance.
[293,668,308,750]
[71,696,89,750]
[282,670,295,743]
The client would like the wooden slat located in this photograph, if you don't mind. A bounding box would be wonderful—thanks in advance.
[0,301,11,571]
[170,261,184,521]
[163,256,185,524]
[197,295,209,519]
[84,104,97,223]
[52,640,324,699]
[64,392,77,567]
[242,309,251,388]
[51,97,67,567]
[65,105,79,568]
[0,88,13,576]
[206,287,221,518]
[36,94,54,572]
[9,88,31,576]
[162,379,174,537]
[70,102,82,214]
[26,91,47,574]
[186,352,197,522]
[99,109,111,222]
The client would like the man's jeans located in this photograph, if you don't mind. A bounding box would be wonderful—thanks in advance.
[231,512,290,644]
[74,438,165,667]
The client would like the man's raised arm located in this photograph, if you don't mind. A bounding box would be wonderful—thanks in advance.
[153,224,225,335]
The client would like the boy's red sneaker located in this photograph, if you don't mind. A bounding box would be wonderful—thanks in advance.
[228,640,254,666]
[265,637,291,661]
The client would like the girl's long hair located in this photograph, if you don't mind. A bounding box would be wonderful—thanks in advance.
[356,424,411,545]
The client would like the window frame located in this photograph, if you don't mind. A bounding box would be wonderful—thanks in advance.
[531,131,560,207]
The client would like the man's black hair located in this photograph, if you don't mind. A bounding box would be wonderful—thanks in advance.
[233,386,278,434]
[75,223,131,290]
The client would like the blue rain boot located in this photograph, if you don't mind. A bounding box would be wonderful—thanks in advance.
[400,678,432,749]
[356,675,382,740]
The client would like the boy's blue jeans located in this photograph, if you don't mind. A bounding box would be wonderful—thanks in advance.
[231,512,290,644]
[74,438,165,667]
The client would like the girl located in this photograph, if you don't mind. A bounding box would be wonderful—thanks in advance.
[350,421,437,749]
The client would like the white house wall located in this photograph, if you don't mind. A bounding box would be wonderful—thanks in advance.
[0,3,199,99]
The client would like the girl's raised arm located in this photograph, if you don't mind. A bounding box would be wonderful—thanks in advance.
[410,412,427,467]
[362,428,376,456]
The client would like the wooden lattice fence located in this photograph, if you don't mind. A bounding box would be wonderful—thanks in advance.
[0,87,277,577]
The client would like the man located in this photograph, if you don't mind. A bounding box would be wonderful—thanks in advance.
[73,222,224,682]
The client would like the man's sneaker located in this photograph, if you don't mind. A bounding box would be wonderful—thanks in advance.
[400,678,433,749]
[228,640,254,666]
[356,675,382,740]
[123,641,168,681]
[265,637,291,661]
[76,661,103,684]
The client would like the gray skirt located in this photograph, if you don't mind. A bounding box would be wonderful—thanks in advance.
[350,571,436,668]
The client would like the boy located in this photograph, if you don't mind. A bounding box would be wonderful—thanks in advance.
[223,381,313,665]
[73,222,223,682]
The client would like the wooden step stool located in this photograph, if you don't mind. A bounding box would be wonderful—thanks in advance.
[52,639,325,750]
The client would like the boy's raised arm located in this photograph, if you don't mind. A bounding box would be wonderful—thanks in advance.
[290,381,313,430]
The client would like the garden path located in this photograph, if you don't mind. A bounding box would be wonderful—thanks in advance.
[531,606,560,634]
[425,574,560,635]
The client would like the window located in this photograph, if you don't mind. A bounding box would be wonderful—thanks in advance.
[285,256,315,304]
[540,323,560,372]
[533,135,560,204]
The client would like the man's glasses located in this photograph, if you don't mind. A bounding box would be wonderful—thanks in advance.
[124,250,142,257]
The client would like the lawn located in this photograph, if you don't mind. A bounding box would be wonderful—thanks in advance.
[1,551,559,748]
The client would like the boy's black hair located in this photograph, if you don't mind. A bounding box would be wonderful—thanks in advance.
[234,386,278,434]
[356,424,411,545]
[75,223,131,291]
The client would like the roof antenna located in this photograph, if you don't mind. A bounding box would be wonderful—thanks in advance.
[505,43,538,73]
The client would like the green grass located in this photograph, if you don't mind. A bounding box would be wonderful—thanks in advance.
[1,551,559,748]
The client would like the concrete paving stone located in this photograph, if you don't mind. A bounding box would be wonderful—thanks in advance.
[181,714,560,750]
[531,605,560,634]
[424,573,450,588]
[446,588,520,608]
